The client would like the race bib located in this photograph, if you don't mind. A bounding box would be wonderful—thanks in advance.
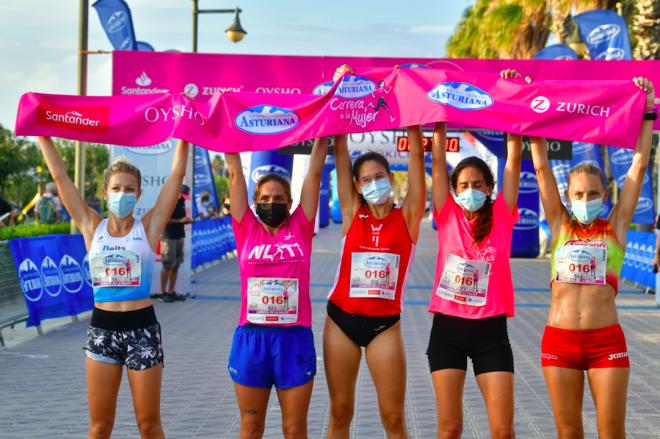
[436,254,491,306]
[246,278,298,324]
[349,252,399,300]
[555,241,607,285]
[90,250,142,287]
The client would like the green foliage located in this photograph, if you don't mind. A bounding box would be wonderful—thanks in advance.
[0,223,70,241]
[214,174,230,201]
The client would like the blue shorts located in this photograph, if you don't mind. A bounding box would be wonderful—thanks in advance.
[228,324,316,389]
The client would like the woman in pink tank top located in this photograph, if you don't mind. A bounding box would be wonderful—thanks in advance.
[224,138,327,438]
[427,69,524,439]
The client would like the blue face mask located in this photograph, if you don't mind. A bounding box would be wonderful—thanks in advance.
[571,198,602,224]
[108,192,138,218]
[362,177,392,205]
[455,189,487,212]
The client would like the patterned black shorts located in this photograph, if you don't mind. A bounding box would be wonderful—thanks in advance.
[83,307,164,371]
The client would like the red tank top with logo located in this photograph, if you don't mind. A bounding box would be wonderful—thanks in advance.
[328,205,415,316]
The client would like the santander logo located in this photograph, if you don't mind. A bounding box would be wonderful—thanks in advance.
[37,105,110,133]
[135,72,152,87]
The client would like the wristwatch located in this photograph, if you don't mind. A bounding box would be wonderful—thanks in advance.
[644,105,658,120]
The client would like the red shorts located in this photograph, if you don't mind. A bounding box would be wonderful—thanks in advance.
[541,324,630,369]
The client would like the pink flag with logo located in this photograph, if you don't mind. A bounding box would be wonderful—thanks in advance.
[15,67,647,151]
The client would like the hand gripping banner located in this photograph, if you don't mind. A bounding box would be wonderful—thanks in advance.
[15,67,647,151]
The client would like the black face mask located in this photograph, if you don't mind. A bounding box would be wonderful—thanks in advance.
[256,203,289,228]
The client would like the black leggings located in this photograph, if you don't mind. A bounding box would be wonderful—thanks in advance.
[427,313,514,375]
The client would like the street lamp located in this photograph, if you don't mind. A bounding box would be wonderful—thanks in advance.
[192,1,247,52]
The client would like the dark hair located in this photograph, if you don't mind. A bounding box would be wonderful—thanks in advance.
[253,173,292,203]
[352,151,390,181]
[451,156,495,244]
[568,163,607,191]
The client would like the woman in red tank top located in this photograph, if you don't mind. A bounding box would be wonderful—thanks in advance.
[323,65,427,438]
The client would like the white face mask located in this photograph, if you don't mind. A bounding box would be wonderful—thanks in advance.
[570,198,603,224]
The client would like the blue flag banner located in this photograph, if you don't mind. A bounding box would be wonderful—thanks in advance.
[137,41,155,51]
[319,164,332,228]
[608,147,655,224]
[9,234,94,327]
[621,230,655,289]
[509,160,540,257]
[192,146,219,219]
[92,0,137,51]
[574,9,632,60]
[534,44,579,60]
[191,217,235,270]
[247,151,294,205]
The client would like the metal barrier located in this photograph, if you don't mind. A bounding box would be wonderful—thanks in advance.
[0,240,33,348]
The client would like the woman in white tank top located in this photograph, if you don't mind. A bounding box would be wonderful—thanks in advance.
[37,136,189,439]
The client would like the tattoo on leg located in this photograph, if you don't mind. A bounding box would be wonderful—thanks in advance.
[242,408,259,416]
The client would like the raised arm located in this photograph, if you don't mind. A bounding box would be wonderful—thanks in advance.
[502,134,522,212]
[299,138,329,222]
[610,77,655,242]
[334,134,361,235]
[37,136,101,245]
[142,140,189,249]
[401,125,426,242]
[431,122,449,211]
[225,152,248,223]
[530,137,568,236]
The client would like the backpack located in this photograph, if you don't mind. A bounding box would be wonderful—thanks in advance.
[37,196,57,224]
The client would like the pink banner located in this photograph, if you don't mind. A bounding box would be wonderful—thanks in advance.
[16,67,647,151]
[112,51,660,131]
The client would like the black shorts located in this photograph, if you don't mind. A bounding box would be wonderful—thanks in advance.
[161,238,184,269]
[427,313,514,375]
[83,306,163,371]
[327,300,400,347]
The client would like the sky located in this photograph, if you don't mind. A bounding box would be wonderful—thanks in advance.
[0,0,474,129]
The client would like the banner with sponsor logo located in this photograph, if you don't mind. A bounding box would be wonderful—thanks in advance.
[192,146,219,218]
[15,68,648,151]
[608,146,655,224]
[92,0,137,51]
[111,52,660,131]
[570,143,612,218]
[574,9,632,61]
[9,234,94,327]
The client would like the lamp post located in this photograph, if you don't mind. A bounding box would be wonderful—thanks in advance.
[73,0,89,234]
[192,1,247,52]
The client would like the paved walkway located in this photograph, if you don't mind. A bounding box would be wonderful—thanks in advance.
[1,219,660,438]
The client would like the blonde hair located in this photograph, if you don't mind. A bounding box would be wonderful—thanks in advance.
[567,163,607,190]
[103,156,141,190]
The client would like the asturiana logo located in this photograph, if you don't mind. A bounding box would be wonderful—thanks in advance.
[427,82,494,111]
[595,47,625,60]
[616,173,649,188]
[60,254,84,294]
[519,171,539,194]
[125,140,175,156]
[312,81,334,96]
[587,23,620,45]
[41,256,62,297]
[235,105,300,135]
[364,256,387,269]
[610,148,633,166]
[262,281,285,294]
[335,75,377,99]
[251,165,291,183]
[568,249,593,262]
[515,208,539,230]
[18,258,43,302]
[636,197,653,213]
[135,72,152,87]
[400,63,430,69]
[107,11,128,33]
